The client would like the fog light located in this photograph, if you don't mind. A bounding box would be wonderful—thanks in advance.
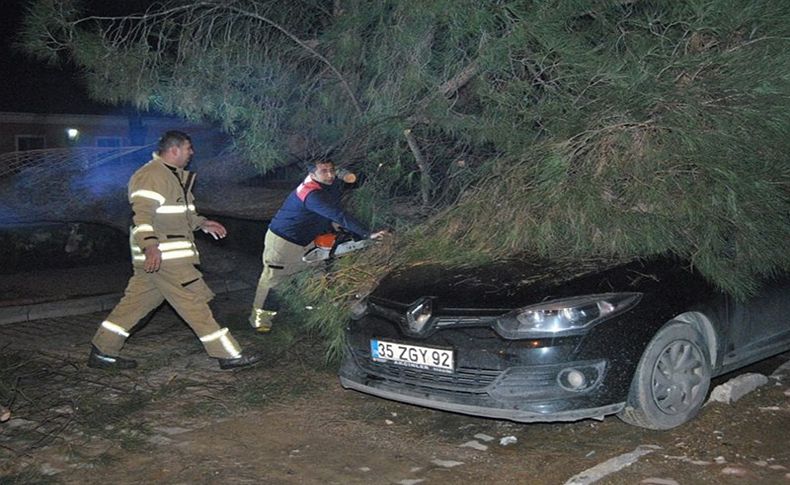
[567,369,585,388]
[559,368,587,391]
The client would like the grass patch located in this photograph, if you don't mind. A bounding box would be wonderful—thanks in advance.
[0,470,59,485]
[234,364,325,408]
[150,377,203,401]
[181,400,231,419]
[75,393,152,434]
[116,423,152,452]
[65,448,119,469]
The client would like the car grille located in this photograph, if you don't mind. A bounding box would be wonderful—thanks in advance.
[349,345,502,393]
[368,301,502,329]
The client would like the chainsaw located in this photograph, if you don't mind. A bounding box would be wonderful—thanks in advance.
[302,231,375,263]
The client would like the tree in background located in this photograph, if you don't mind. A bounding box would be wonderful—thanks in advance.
[21,0,790,355]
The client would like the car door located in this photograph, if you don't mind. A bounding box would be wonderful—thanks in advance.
[722,272,790,369]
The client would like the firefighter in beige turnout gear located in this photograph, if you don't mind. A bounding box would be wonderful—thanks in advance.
[89,130,261,370]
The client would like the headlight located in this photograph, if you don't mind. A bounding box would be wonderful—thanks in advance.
[494,293,641,339]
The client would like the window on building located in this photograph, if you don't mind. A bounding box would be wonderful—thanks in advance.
[96,137,123,148]
[15,135,46,151]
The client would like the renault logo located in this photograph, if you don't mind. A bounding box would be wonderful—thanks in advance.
[406,297,433,334]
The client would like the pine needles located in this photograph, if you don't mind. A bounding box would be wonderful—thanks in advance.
[18,0,790,357]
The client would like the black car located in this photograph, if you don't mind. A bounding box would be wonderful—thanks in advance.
[339,256,790,429]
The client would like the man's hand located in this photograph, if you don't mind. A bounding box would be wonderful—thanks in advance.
[144,245,162,273]
[369,230,390,241]
[200,220,228,240]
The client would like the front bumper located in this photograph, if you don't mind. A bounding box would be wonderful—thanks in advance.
[339,345,626,423]
[339,374,625,423]
[340,309,639,423]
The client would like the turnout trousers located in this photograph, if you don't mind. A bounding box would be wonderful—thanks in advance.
[249,230,313,328]
[92,263,242,359]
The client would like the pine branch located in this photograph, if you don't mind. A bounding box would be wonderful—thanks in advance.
[439,61,479,97]
[225,4,363,115]
[404,129,431,208]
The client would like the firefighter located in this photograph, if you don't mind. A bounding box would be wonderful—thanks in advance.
[89,130,261,370]
[249,160,387,332]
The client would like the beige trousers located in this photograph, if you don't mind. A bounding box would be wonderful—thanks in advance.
[92,263,242,359]
[250,230,313,319]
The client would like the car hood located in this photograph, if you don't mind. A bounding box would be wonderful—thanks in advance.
[371,257,631,313]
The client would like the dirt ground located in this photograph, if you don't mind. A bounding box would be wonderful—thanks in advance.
[1,284,789,485]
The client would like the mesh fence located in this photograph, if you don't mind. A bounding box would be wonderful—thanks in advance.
[0,145,286,226]
[0,146,153,185]
[0,146,153,225]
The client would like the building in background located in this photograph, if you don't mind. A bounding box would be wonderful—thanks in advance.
[0,111,228,157]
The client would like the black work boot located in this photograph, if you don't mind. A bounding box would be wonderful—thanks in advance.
[87,345,138,370]
[218,353,263,370]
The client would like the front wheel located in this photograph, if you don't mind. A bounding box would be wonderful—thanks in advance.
[618,321,711,429]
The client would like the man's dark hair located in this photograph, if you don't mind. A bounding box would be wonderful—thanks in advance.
[157,130,192,154]
[307,159,334,173]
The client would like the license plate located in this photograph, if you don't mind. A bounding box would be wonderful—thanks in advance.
[370,339,454,373]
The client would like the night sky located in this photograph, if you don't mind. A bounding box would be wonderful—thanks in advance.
[0,0,155,115]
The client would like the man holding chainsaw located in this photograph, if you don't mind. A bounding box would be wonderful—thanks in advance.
[249,159,387,332]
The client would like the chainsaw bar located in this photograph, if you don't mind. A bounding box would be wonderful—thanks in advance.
[302,238,374,263]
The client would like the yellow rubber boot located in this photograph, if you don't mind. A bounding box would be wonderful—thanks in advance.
[250,309,277,333]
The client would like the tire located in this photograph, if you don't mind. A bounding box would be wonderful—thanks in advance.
[618,321,711,430]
